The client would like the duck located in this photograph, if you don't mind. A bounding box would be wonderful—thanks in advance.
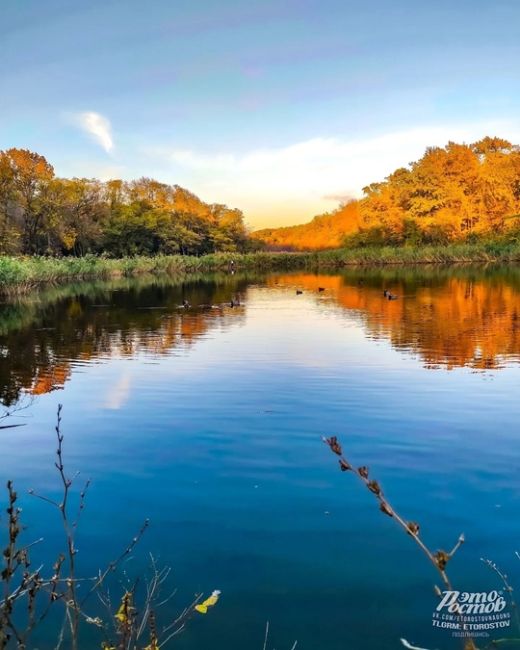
[296,290,303,295]
[182,299,191,309]
[318,287,325,292]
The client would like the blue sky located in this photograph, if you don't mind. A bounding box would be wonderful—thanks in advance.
[1,0,520,227]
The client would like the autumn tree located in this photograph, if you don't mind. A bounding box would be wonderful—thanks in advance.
[0,149,252,257]
[0,151,19,253]
[256,136,520,250]
[3,148,55,253]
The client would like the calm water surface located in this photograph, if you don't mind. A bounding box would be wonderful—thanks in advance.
[1,266,520,649]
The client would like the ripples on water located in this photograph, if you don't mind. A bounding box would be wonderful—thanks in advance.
[1,267,519,649]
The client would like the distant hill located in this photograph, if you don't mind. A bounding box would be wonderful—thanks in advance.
[253,201,361,251]
[253,137,520,251]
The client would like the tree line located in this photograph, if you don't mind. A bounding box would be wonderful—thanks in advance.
[0,148,255,256]
[255,137,520,250]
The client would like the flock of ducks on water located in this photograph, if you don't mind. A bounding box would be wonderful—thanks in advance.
[180,297,242,310]
[295,287,399,299]
[180,284,399,311]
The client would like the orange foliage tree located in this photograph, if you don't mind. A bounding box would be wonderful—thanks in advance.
[0,149,253,256]
[254,137,520,250]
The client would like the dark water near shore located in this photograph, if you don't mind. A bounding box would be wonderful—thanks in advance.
[1,266,520,649]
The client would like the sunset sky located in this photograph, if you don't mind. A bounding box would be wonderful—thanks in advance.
[2,0,520,228]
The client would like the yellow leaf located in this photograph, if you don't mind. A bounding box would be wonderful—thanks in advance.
[195,589,221,614]
[115,591,133,624]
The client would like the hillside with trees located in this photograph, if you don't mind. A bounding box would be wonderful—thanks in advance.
[0,148,253,256]
[254,137,520,250]
[253,200,362,251]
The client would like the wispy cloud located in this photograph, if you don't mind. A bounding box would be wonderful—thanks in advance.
[149,119,520,228]
[322,193,357,203]
[74,111,114,153]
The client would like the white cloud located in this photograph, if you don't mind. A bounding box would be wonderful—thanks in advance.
[152,120,520,228]
[74,111,114,153]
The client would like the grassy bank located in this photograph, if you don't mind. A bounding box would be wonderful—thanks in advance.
[0,252,313,295]
[1,242,520,294]
[315,240,520,265]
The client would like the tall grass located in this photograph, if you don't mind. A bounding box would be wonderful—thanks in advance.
[2,242,520,294]
[0,253,313,294]
[318,241,520,265]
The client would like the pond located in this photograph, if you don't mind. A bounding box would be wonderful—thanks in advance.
[1,266,520,649]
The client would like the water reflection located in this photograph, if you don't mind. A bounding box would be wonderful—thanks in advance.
[1,266,520,650]
[1,265,520,406]
[0,274,250,405]
[270,265,520,369]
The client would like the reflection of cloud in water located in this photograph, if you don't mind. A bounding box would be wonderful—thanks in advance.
[105,373,132,410]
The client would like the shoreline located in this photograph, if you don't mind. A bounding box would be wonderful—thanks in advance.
[1,244,520,295]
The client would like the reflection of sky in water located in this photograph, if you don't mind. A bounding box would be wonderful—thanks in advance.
[1,269,520,650]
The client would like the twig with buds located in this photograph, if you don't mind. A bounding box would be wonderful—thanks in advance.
[323,435,474,650]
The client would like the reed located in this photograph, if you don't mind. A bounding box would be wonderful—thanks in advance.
[2,242,520,295]
[317,241,520,266]
[0,406,202,649]
[0,253,313,295]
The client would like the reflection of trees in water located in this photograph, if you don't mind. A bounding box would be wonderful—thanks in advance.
[2,266,520,407]
[0,274,253,406]
[269,266,520,370]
